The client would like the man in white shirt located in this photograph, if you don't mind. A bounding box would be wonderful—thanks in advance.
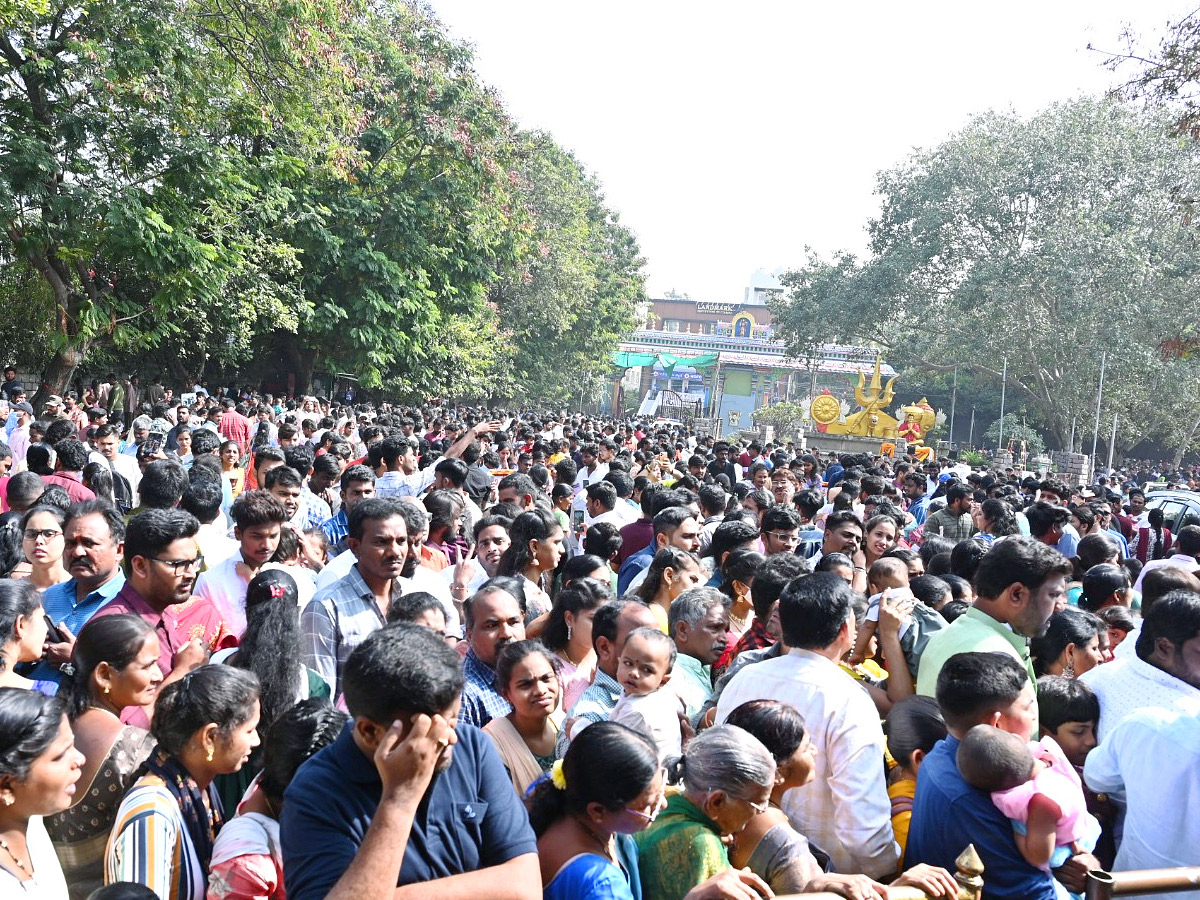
[1131,525,1200,592]
[571,442,609,494]
[94,423,142,504]
[1080,589,1200,739]
[193,490,289,637]
[715,572,899,878]
[1084,706,1200,900]
[585,481,625,529]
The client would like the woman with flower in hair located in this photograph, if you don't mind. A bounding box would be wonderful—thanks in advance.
[529,721,770,900]
[211,570,328,812]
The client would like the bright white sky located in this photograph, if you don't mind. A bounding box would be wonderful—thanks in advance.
[430,1,1190,301]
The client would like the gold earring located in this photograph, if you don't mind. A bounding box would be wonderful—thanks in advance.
[2,795,12,806]
[206,747,214,763]
[103,685,110,695]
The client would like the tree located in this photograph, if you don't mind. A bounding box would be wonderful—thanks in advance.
[276,1,527,393]
[1,0,361,401]
[490,131,645,403]
[772,97,1200,454]
[982,413,1046,455]
[1096,9,1200,139]
[751,402,807,441]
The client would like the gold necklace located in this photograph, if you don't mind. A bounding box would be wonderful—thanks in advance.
[575,816,614,861]
[0,836,30,875]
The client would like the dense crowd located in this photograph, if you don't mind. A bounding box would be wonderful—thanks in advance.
[0,376,1196,900]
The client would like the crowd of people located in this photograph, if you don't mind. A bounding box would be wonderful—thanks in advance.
[0,375,1196,900]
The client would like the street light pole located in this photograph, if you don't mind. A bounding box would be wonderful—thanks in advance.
[1091,352,1107,465]
[949,365,958,446]
[998,358,1007,450]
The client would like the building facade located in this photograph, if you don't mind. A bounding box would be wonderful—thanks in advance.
[610,286,894,435]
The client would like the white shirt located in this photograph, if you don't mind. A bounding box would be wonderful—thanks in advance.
[715,647,899,878]
[193,553,251,636]
[195,522,240,569]
[0,816,68,899]
[1079,655,1200,740]
[610,687,682,763]
[1084,706,1200,900]
[106,452,143,502]
[315,547,356,592]
[573,462,609,494]
[591,509,626,529]
[406,563,461,634]
[375,468,433,499]
[1132,553,1200,592]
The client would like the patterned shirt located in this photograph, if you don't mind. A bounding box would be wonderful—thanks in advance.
[298,488,332,531]
[107,775,206,900]
[30,569,126,685]
[460,647,511,729]
[557,667,622,757]
[300,565,389,698]
[322,509,349,556]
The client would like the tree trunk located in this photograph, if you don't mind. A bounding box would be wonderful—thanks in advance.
[35,343,88,409]
[1173,411,1200,469]
[281,334,317,396]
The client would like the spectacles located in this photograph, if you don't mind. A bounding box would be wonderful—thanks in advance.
[23,529,63,542]
[766,531,800,545]
[735,795,770,815]
[149,555,205,575]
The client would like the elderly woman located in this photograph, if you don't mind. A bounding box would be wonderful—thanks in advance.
[634,725,776,900]
[725,700,958,900]
[0,689,84,898]
[530,721,770,900]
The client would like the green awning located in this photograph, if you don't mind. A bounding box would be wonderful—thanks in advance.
[611,351,720,374]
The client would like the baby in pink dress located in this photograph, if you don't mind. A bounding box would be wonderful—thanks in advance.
[957,725,1099,873]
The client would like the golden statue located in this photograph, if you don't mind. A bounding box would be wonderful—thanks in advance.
[898,397,938,461]
[826,358,900,438]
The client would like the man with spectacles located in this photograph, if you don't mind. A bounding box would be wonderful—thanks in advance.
[92,508,231,725]
[760,505,802,556]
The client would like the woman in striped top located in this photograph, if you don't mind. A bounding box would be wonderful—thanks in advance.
[105,666,260,900]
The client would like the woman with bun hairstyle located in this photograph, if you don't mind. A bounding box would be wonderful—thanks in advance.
[105,666,260,900]
[634,725,776,900]
[47,615,161,899]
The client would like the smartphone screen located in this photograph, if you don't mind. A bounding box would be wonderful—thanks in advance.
[572,508,586,529]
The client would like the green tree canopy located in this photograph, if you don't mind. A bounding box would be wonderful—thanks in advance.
[1,0,365,398]
[772,97,1200,456]
[490,131,645,404]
